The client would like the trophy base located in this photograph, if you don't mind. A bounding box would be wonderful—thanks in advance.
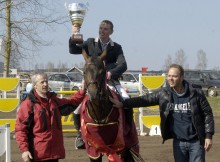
[71,34,83,44]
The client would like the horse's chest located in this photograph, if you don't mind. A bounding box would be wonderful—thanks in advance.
[86,122,119,145]
[83,106,120,145]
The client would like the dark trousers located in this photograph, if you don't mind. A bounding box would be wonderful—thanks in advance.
[173,139,205,162]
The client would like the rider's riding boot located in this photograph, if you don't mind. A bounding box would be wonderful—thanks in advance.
[73,113,85,149]
[73,113,81,130]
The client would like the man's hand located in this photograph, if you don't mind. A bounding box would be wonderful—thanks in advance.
[109,96,123,108]
[22,151,33,162]
[204,138,212,152]
[81,79,86,91]
[72,24,81,34]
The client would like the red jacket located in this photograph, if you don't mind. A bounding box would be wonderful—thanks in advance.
[15,89,85,161]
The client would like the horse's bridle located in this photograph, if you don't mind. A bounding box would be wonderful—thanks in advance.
[83,62,109,123]
[83,62,106,93]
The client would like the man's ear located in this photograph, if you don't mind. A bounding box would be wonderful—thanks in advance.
[110,30,113,35]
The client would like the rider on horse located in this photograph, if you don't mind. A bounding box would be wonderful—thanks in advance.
[69,20,130,149]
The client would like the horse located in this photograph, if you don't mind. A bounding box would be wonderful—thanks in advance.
[79,49,144,162]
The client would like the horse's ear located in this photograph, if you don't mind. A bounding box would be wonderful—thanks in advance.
[82,49,90,62]
[99,49,107,60]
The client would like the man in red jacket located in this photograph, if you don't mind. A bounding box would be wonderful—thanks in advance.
[15,73,86,162]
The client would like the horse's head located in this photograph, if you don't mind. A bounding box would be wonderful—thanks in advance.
[82,49,107,101]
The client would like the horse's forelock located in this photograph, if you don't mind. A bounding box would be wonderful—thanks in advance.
[90,56,104,69]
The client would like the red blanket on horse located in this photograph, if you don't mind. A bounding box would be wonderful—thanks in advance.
[80,88,139,161]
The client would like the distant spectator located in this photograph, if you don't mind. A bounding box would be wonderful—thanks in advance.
[26,76,33,93]
[20,76,33,101]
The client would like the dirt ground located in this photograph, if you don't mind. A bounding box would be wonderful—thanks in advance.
[1,115,219,162]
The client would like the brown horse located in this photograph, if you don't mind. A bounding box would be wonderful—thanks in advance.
[80,50,144,162]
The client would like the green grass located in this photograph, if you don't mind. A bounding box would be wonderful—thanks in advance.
[207,96,220,116]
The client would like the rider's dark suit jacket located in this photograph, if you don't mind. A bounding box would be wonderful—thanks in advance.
[69,37,127,83]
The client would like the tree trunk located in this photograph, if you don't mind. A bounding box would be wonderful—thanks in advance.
[3,0,11,77]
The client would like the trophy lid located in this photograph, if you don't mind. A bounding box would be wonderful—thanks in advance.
[68,3,88,12]
[66,2,89,26]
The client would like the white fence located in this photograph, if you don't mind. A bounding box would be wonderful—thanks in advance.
[0,124,11,162]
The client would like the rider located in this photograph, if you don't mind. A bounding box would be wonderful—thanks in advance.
[69,20,129,149]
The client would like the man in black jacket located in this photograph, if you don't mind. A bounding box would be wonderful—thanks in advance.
[69,20,129,149]
[110,64,215,162]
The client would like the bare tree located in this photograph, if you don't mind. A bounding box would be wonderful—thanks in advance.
[57,61,68,72]
[2,0,11,77]
[57,60,62,72]
[46,61,55,72]
[61,63,67,72]
[39,63,44,70]
[0,0,68,76]
[34,63,39,72]
[163,54,172,71]
[174,49,187,68]
[70,62,84,69]
[195,49,207,70]
[212,66,220,72]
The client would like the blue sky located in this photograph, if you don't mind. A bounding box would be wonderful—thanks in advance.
[35,0,220,71]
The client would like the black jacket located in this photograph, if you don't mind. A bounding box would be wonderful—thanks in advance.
[123,80,215,144]
[69,37,127,83]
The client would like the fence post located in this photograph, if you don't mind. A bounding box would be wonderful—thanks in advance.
[5,124,10,162]
[138,74,146,136]
[60,87,63,98]
[0,123,11,162]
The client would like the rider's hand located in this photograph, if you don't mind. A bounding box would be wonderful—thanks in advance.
[22,151,33,162]
[72,24,81,34]
[106,71,112,80]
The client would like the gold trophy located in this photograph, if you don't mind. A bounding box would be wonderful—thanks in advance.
[66,2,88,44]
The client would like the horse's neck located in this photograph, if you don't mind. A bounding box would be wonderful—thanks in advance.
[87,89,113,123]
[88,89,111,107]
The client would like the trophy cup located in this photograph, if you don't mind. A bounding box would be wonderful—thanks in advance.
[66,2,88,44]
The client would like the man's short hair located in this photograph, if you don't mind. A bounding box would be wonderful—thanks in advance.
[101,20,114,31]
[31,73,48,86]
[168,64,184,76]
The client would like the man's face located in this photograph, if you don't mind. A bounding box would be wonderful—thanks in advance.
[99,22,113,40]
[34,75,48,96]
[167,67,183,88]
